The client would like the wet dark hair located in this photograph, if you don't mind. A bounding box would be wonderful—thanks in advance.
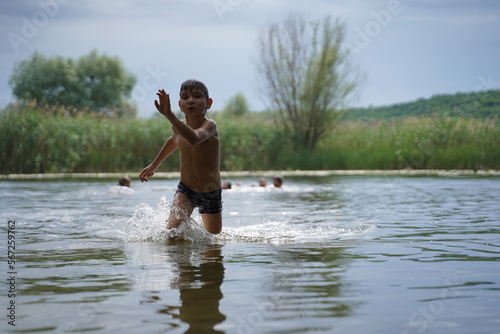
[179,79,209,101]
[118,176,130,186]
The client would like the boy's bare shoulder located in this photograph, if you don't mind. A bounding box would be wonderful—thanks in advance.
[205,118,217,127]
[204,118,219,136]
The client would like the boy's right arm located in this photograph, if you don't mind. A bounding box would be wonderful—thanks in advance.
[139,134,178,182]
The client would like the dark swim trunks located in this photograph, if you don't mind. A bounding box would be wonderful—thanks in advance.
[175,181,223,214]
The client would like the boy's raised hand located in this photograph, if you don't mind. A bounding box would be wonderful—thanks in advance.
[154,89,173,118]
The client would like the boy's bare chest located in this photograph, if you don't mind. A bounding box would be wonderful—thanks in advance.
[178,136,219,156]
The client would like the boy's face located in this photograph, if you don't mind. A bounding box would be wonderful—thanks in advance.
[178,89,213,116]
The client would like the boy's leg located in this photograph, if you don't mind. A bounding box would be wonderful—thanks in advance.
[168,192,194,229]
[201,213,222,234]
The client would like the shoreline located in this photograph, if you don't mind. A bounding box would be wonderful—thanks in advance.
[1,169,499,180]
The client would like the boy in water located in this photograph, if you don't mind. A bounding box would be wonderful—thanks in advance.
[139,80,222,234]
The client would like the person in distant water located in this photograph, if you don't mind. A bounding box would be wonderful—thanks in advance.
[258,177,267,187]
[273,175,284,188]
[250,177,268,187]
[119,176,131,188]
[139,79,223,234]
[222,181,232,190]
[108,176,134,195]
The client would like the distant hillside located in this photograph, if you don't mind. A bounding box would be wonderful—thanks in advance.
[345,90,500,121]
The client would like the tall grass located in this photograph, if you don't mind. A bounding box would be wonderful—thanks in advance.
[314,117,499,170]
[1,105,498,174]
[0,106,174,174]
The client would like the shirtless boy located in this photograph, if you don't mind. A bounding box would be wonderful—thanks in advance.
[139,80,222,234]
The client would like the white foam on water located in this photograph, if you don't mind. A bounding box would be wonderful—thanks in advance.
[124,196,376,245]
[219,221,376,244]
[124,196,216,243]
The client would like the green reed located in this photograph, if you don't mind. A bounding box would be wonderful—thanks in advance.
[0,107,174,174]
[1,106,498,174]
[314,117,499,170]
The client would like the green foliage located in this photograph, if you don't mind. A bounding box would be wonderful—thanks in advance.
[256,14,358,150]
[346,90,500,121]
[317,117,499,170]
[222,93,250,117]
[0,105,172,174]
[213,112,286,170]
[8,50,137,117]
[1,104,498,174]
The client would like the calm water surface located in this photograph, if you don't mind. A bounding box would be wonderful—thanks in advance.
[0,175,499,333]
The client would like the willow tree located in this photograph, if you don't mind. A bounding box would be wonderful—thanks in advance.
[256,14,358,150]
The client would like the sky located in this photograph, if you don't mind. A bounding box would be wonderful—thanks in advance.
[1,0,499,118]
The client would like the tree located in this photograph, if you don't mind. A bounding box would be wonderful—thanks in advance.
[9,50,137,116]
[256,14,358,150]
[223,92,250,117]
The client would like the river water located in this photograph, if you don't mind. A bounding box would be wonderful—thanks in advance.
[1,174,499,333]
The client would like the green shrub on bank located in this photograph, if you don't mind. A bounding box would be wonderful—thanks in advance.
[1,106,498,174]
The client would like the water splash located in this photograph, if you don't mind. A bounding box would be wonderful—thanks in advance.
[124,196,215,243]
[125,196,376,245]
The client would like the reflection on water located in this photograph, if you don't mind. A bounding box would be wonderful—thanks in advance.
[175,247,225,333]
[0,175,499,333]
[261,245,361,333]
[19,248,130,296]
[131,243,226,333]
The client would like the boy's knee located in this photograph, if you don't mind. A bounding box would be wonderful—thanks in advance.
[203,214,222,234]
[208,225,222,234]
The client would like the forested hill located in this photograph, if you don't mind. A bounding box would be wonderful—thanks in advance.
[345,89,500,121]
